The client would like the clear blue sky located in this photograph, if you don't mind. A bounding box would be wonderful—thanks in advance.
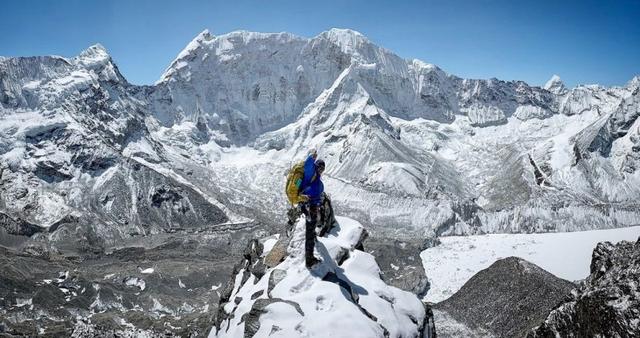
[1,0,638,87]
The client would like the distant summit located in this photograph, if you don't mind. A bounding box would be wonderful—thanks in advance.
[544,74,567,94]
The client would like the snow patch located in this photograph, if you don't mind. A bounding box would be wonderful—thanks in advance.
[421,225,640,302]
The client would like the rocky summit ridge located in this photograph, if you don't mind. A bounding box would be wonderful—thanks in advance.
[212,215,434,338]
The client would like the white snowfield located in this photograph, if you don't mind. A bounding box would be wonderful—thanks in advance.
[421,225,640,303]
[212,216,427,338]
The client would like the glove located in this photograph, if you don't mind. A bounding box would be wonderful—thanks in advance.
[298,194,310,202]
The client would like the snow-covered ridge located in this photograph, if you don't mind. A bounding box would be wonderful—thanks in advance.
[157,29,304,84]
[150,27,561,141]
[212,216,431,338]
[544,74,567,95]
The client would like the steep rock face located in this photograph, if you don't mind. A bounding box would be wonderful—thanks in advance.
[148,29,348,144]
[150,29,558,143]
[452,76,554,126]
[254,65,435,189]
[211,216,432,338]
[434,257,575,338]
[528,238,640,338]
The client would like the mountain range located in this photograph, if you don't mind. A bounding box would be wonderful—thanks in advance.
[1,28,639,337]
[1,28,638,248]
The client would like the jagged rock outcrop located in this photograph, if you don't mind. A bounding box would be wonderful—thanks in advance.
[528,237,640,338]
[434,257,575,338]
[211,216,432,338]
[366,238,430,297]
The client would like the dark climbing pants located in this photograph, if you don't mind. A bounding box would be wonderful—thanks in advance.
[302,204,319,263]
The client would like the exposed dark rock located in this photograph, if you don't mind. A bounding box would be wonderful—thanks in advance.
[435,257,575,338]
[0,212,44,236]
[242,239,265,281]
[335,247,350,265]
[528,154,546,186]
[354,226,368,251]
[264,237,288,268]
[267,269,287,297]
[241,298,304,338]
[250,290,263,300]
[528,238,640,338]
[150,185,187,212]
[366,237,430,297]
[318,193,337,237]
[323,271,360,303]
[33,159,73,183]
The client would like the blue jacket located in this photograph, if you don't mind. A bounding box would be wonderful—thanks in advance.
[300,155,324,206]
[301,174,324,206]
[300,155,316,189]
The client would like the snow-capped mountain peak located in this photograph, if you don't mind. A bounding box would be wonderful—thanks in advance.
[77,43,109,58]
[182,28,215,52]
[410,59,441,72]
[544,74,567,94]
[68,43,125,84]
[157,29,215,83]
[318,28,370,54]
[74,43,112,68]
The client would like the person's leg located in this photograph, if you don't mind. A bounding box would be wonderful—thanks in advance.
[305,205,319,267]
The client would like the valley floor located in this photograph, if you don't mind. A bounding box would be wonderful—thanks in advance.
[421,225,640,303]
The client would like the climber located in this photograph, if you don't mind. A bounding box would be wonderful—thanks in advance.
[300,158,325,268]
[285,149,318,231]
[284,149,325,267]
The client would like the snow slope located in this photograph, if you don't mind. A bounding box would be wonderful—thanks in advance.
[421,225,640,302]
[212,216,428,338]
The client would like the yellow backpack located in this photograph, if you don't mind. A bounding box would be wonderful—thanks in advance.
[285,161,307,205]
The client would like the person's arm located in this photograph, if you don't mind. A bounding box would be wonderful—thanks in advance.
[302,155,316,186]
